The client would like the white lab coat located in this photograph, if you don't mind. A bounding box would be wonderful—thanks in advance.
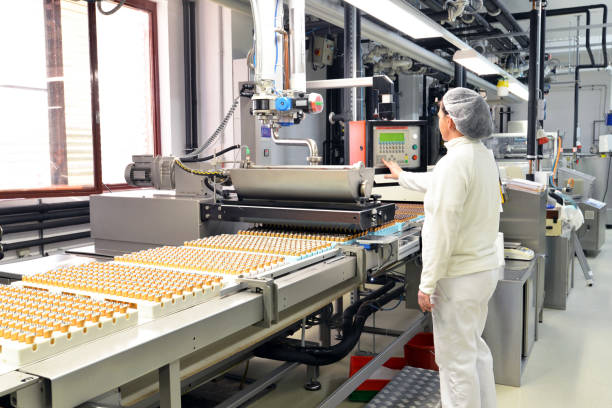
[400,136,500,408]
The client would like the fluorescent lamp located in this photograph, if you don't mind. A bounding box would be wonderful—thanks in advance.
[508,79,529,101]
[452,49,499,75]
[344,0,443,39]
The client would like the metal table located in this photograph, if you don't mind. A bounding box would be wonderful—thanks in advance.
[483,258,539,387]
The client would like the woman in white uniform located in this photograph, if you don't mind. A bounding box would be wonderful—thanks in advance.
[383,87,500,408]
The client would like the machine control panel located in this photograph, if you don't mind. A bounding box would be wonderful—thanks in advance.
[373,126,421,168]
[365,121,427,174]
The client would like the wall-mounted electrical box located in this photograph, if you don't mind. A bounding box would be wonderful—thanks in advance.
[312,37,334,66]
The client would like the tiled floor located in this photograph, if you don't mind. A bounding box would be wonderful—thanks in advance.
[221,230,612,408]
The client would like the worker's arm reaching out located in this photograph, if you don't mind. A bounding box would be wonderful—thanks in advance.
[382,158,432,192]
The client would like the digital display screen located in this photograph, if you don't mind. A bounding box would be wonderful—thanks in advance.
[379,132,404,142]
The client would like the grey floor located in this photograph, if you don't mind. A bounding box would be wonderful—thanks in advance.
[222,230,612,408]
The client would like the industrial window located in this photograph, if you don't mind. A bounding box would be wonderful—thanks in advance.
[0,0,160,198]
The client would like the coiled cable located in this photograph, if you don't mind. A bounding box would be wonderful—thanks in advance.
[181,96,241,160]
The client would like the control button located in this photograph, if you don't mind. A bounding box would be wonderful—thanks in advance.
[412,144,418,150]
[412,155,418,160]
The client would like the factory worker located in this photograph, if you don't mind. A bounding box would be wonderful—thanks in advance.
[383,87,500,408]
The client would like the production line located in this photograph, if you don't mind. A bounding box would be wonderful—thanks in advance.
[3,0,612,406]
[0,163,426,407]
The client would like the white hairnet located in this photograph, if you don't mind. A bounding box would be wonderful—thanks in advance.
[442,87,493,140]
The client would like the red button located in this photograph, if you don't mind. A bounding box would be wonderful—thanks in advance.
[412,155,418,160]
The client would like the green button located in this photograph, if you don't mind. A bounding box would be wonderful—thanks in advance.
[405,160,409,163]
[412,144,418,150]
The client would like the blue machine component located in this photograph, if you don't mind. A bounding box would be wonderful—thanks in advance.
[607,112,612,126]
[261,126,272,138]
[275,97,292,111]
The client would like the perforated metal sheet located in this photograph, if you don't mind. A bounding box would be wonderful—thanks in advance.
[365,365,440,408]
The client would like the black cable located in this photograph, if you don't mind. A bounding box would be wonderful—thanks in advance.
[97,0,126,15]
[182,144,241,163]
[203,176,230,199]
[181,96,241,160]
[603,156,612,202]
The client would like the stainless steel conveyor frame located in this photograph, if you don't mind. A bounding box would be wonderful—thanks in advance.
[0,229,422,408]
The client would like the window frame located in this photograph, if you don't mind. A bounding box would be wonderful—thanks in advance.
[0,0,161,199]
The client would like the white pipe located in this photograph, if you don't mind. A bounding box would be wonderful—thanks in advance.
[607,66,612,112]
[250,0,283,91]
[289,0,306,92]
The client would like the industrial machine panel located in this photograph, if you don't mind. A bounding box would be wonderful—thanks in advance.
[366,120,427,174]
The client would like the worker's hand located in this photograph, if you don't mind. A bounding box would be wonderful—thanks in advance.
[417,290,433,313]
[382,158,402,180]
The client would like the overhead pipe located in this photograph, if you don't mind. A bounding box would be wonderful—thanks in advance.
[288,0,306,92]
[250,0,283,93]
[526,4,541,181]
[304,0,515,101]
[454,63,466,87]
[209,0,520,102]
[484,0,529,48]
[537,7,546,168]
[507,4,609,149]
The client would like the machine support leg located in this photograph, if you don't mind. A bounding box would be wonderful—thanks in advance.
[305,365,321,391]
[159,360,181,408]
[301,316,322,391]
[334,297,343,340]
[572,230,594,286]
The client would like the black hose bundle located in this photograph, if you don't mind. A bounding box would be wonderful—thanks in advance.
[182,144,241,163]
[254,281,403,366]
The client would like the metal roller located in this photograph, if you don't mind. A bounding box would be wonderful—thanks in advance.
[229,164,375,202]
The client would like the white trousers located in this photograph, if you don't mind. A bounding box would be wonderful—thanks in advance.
[431,268,499,408]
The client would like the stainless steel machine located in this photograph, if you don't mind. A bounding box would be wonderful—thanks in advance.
[577,198,607,255]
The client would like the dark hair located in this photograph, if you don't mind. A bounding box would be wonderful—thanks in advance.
[438,101,449,115]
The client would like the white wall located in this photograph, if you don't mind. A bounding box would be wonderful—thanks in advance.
[508,69,611,152]
[196,2,236,156]
[155,0,186,156]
